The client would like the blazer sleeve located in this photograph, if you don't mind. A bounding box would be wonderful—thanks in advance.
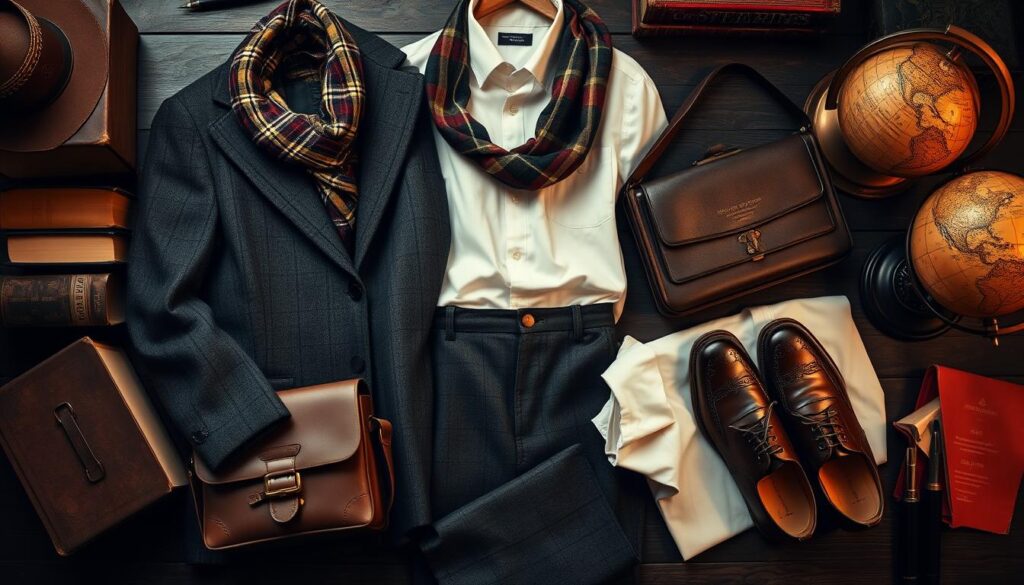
[127,95,290,469]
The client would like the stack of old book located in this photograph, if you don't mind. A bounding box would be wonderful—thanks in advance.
[0,187,131,327]
[633,0,841,37]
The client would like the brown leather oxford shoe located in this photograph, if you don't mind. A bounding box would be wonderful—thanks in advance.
[690,330,817,542]
[758,318,884,529]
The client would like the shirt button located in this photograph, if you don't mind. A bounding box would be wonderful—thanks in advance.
[351,355,366,374]
[521,313,536,328]
[511,249,522,261]
[509,104,519,115]
[348,281,363,301]
[511,195,520,204]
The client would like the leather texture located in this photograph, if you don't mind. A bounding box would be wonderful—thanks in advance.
[622,63,851,317]
[689,330,817,541]
[758,319,885,528]
[189,380,395,550]
[0,338,174,556]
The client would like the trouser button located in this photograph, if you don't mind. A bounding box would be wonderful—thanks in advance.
[520,313,535,328]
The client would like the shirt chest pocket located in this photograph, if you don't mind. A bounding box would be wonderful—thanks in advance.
[545,146,617,229]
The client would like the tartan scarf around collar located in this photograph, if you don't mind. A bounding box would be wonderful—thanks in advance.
[229,0,364,246]
[424,0,612,191]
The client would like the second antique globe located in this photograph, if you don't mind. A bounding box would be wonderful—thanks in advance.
[837,42,980,178]
[909,170,1024,319]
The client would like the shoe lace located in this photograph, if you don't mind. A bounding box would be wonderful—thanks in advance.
[793,407,845,451]
[728,401,783,460]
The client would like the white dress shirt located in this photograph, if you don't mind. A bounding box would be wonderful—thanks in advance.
[402,0,667,317]
[591,296,888,560]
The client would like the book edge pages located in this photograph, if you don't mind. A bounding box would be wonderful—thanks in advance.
[92,342,188,488]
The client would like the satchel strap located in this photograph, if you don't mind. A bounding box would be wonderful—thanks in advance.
[625,63,810,188]
[371,416,396,517]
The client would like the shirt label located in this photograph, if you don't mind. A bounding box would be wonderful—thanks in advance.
[497,32,533,46]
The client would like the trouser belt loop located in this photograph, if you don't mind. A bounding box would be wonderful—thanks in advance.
[445,306,456,341]
[571,305,584,342]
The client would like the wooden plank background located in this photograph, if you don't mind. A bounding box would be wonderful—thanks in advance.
[1,0,1022,583]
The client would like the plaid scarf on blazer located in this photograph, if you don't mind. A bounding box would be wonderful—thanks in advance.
[424,0,612,191]
[229,0,364,246]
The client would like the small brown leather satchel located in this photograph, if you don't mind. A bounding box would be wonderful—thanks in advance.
[188,380,394,550]
[622,63,851,317]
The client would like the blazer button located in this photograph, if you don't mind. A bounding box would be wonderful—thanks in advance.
[351,355,366,373]
[191,430,209,444]
[348,282,363,301]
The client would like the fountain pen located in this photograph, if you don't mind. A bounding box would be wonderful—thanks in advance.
[901,447,920,582]
[181,0,264,12]
[922,419,945,585]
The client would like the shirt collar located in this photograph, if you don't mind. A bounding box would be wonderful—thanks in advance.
[466,0,565,87]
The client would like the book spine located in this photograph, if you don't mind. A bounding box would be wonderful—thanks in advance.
[633,20,822,37]
[0,274,112,327]
[641,4,837,28]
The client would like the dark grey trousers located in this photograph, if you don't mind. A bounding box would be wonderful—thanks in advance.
[419,304,645,585]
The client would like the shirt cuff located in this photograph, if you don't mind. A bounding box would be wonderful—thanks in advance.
[601,336,676,449]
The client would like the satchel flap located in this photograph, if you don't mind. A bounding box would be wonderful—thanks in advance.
[642,133,824,246]
[193,380,365,485]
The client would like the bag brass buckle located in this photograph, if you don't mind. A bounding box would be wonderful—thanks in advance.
[739,229,765,261]
[264,470,302,497]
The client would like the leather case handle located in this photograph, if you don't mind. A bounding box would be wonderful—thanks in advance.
[824,24,1014,170]
[54,402,105,484]
[626,63,810,188]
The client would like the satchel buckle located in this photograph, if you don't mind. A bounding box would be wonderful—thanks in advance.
[739,229,765,260]
[264,470,302,497]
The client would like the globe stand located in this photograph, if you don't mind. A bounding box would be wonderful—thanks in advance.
[804,73,912,199]
[860,236,959,340]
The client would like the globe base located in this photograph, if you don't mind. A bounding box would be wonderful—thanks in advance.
[805,73,912,199]
[860,236,959,340]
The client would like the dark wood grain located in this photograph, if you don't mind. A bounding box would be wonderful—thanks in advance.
[122,0,870,35]
[2,0,1023,583]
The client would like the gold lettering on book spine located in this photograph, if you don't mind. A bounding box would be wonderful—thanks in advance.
[71,274,90,325]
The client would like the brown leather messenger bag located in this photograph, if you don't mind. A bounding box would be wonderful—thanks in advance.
[188,379,394,550]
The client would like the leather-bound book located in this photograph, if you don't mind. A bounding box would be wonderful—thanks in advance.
[0,187,132,230]
[0,338,187,555]
[3,230,129,264]
[634,0,840,36]
[1,273,124,326]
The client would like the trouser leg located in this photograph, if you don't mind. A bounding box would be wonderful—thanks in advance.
[423,306,642,585]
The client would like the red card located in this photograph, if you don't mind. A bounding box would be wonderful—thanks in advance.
[934,366,1024,533]
[902,366,1024,534]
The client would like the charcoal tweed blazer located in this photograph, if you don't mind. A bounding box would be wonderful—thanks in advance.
[126,23,450,538]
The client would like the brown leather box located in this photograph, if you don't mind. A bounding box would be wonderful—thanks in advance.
[0,337,186,555]
[0,0,138,178]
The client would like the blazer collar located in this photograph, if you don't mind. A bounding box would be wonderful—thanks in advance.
[210,19,422,273]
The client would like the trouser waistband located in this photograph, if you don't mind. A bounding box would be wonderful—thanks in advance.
[433,304,615,341]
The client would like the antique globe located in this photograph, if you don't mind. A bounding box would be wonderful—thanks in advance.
[837,42,979,178]
[909,171,1024,318]
[806,25,1014,198]
[861,170,1024,344]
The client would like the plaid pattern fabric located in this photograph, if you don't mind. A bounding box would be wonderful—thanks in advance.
[229,0,364,246]
[424,0,612,191]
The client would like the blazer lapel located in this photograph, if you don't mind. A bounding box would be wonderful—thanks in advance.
[350,38,424,269]
[207,20,423,275]
[208,106,356,276]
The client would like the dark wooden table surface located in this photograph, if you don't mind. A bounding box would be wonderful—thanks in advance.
[2,1,1023,583]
